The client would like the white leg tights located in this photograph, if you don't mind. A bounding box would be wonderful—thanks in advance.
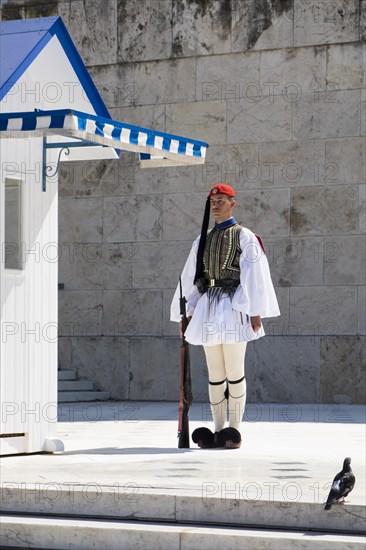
[204,342,247,432]
[204,345,227,432]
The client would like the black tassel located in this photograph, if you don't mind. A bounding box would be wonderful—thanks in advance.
[194,196,211,285]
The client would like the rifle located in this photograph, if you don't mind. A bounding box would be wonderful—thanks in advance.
[178,277,192,448]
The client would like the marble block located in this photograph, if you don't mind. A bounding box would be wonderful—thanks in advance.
[103,195,163,242]
[294,0,359,47]
[185,344,209,403]
[58,336,71,370]
[361,0,366,41]
[117,0,173,62]
[252,336,320,403]
[59,198,103,243]
[325,138,366,185]
[227,97,292,144]
[58,242,133,291]
[326,43,366,90]
[320,336,366,403]
[162,193,205,241]
[266,237,324,287]
[358,286,366,335]
[360,184,366,234]
[249,6,294,51]
[232,0,294,51]
[108,144,196,196]
[289,286,357,336]
[234,189,290,237]
[59,163,76,198]
[58,291,103,337]
[132,240,191,290]
[293,90,361,140]
[70,336,130,400]
[323,236,366,285]
[102,289,163,337]
[172,0,232,57]
[88,63,137,109]
[132,164,196,196]
[135,58,196,105]
[58,0,118,66]
[1,3,34,22]
[72,155,140,198]
[196,51,260,102]
[258,140,326,188]
[260,46,326,96]
[129,337,181,400]
[290,185,358,236]
[165,101,226,145]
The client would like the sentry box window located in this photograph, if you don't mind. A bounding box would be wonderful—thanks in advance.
[4,178,22,270]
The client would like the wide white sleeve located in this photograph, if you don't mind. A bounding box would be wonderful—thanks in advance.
[231,229,280,318]
[170,237,201,322]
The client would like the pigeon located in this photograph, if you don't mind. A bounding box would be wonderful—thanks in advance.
[324,457,355,510]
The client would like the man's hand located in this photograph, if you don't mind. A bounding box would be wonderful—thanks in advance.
[250,315,261,333]
[179,316,192,338]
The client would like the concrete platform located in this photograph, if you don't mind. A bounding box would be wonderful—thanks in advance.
[1,401,365,549]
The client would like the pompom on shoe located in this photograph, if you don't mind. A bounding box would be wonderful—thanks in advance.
[192,427,215,448]
[218,427,242,449]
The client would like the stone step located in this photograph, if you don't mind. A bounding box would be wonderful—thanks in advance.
[57,391,111,402]
[1,486,364,535]
[57,370,110,403]
[58,380,94,392]
[57,370,77,381]
[1,514,364,550]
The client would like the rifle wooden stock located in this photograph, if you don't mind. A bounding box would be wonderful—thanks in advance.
[177,279,192,449]
[178,344,190,448]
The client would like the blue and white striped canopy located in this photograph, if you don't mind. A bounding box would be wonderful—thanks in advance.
[0,109,208,167]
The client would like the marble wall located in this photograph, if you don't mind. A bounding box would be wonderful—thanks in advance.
[2,0,365,403]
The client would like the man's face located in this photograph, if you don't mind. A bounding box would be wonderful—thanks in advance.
[210,193,235,223]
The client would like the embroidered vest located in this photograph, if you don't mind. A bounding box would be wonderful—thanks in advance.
[203,224,242,282]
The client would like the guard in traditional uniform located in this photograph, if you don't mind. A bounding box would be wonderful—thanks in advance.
[171,184,280,448]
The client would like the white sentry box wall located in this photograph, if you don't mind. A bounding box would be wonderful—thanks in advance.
[0,136,60,454]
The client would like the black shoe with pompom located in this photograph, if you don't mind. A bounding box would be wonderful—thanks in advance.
[192,427,215,448]
[217,427,242,449]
